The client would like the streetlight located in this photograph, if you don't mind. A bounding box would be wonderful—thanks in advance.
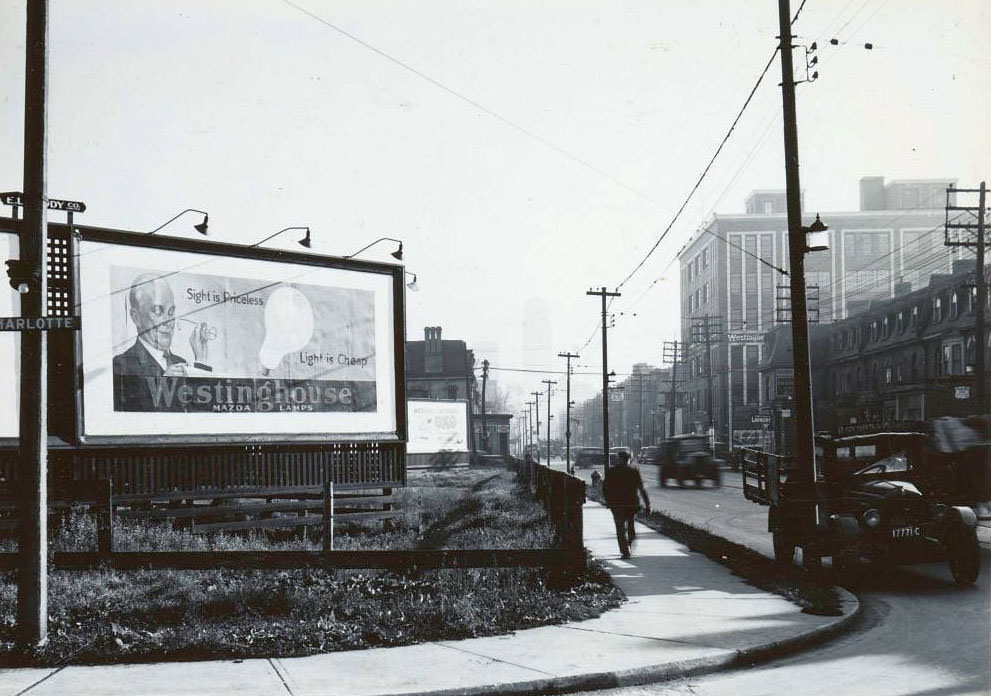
[146,208,209,236]
[250,227,311,248]
[346,237,403,260]
[405,271,419,291]
[804,214,829,252]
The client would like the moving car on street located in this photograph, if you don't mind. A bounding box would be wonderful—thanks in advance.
[574,447,605,468]
[657,434,722,487]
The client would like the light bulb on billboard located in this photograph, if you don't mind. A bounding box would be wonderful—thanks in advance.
[258,286,314,372]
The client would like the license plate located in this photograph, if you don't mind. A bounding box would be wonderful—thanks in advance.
[891,525,922,539]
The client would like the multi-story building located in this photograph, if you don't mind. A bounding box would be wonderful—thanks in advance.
[812,260,988,432]
[678,176,959,449]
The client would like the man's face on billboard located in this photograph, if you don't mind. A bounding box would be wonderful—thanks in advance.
[131,279,176,351]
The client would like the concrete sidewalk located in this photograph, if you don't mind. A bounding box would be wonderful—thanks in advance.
[0,502,858,696]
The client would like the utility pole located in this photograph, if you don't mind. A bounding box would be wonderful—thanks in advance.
[17,0,50,647]
[691,316,720,440]
[663,340,684,438]
[531,391,542,462]
[944,182,988,413]
[480,359,489,453]
[777,0,816,489]
[588,287,621,468]
[524,401,534,456]
[638,372,646,448]
[542,379,557,467]
[558,352,579,473]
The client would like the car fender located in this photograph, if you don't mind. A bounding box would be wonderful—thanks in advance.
[828,513,862,538]
[951,505,978,529]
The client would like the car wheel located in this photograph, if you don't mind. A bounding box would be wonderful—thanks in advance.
[773,531,795,565]
[832,546,861,581]
[947,528,980,586]
[802,546,822,573]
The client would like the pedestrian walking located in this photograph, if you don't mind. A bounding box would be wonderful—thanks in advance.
[602,449,651,558]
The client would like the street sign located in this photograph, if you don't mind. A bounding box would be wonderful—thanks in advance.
[0,316,80,331]
[780,408,791,418]
[751,414,772,424]
[0,191,86,213]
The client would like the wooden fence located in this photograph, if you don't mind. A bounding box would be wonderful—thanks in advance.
[0,454,586,573]
[508,456,585,551]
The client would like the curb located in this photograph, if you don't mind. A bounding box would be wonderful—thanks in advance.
[376,580,861,696]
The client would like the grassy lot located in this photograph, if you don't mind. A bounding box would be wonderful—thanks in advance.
[0,468,622,666]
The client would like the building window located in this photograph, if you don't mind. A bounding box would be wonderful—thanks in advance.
[896,311,905,333]
[447,385,458,400]
[694,256,700,277]
[870,321,879,342]
[911,304,919,328]
[702,282,709,304]
[763,200,773,214]
[702,248,709,268]
[882,315,890,339]
[970,287,978,314]
[950,291,959,319]
[933,296,943,322]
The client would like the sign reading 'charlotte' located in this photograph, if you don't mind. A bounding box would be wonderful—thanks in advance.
[0,316,80,331]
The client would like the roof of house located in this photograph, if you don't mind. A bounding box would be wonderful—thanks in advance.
[406,340,476,379]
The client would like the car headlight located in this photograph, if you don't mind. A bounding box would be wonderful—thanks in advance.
[862,508,882,528]
[933,503,950,520]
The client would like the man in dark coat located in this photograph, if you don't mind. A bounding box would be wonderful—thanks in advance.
[602,449,651,558]
[112,273,210,411]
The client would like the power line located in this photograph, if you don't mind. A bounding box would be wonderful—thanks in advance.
[279,0,676,215]
[614,47,781,290]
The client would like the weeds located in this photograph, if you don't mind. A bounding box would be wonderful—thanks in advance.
[0,469,623,665]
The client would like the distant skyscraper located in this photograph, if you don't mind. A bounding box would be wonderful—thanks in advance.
[522,295,554,359]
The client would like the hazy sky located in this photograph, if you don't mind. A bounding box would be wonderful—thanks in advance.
[1,0,988,410]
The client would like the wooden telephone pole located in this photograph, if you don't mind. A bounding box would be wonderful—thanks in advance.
[18,0,50,647]
[558,351,579,473]
[944,182,988,413]
[542,379,557,467]
[587,287,621,466]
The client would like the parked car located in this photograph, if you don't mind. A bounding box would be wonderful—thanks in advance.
[638,445,662,467]
[741,432,982,584]
[658,434,722,487]
[574,447,605,468]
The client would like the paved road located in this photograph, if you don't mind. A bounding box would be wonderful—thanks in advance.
[559,459,991,696]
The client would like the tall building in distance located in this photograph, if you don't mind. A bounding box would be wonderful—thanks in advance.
[678,176,959,449]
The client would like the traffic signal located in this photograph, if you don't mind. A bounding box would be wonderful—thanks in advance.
[5,258,37,294]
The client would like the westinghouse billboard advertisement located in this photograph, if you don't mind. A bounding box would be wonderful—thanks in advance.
[77,237,400,442]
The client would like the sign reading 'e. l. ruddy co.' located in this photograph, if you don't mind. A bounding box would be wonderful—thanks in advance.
[77,240,398,440]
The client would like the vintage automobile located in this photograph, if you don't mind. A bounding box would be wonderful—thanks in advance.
[741,431,982,585]
[574,447,605,468]
[638,445,662,467]
[658,434,722,487]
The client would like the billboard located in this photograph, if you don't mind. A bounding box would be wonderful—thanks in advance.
[0,230,19,439]
[77,235,401,442]
[407,400,469,455]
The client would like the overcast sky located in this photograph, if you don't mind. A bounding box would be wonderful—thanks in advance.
[1,0,988,411]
